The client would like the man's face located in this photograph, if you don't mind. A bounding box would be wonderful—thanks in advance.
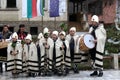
[12,38,17,42]
[52,34,58,41]
[20,27,25,32]
[69,30,75,36]
[3,27,8,32]
[25,39,31,44]
[60,34,65,40]
[92,21,98,26]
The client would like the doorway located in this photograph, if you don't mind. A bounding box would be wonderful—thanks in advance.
[68,0,87,31]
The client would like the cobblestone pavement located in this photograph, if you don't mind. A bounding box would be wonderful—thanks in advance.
[0,70,120,80]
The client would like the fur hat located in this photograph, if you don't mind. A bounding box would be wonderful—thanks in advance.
[52,31,59,36]
[91,15,99,23]
[38,33,43,39]
[70,27,76,32]
[43,27,49,34]
[12,32,18,39]
[60,31,66,36]
[25,34,32,41]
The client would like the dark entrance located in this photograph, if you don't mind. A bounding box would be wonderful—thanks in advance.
[68,0,87,31]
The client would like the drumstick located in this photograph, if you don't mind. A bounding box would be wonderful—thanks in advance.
[89,40,97,43]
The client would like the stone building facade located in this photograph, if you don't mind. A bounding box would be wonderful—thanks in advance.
[0,0,119,35]
[0,0,68,34]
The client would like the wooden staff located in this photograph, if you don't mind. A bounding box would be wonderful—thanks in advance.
[61,42,66,73]
[13,49,18,75]
[44,38,49,73]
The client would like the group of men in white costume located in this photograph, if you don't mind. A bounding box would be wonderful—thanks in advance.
[7,32,38,77]
[37,28,72,76]
[6,15,106,77]
[51,31,71,76]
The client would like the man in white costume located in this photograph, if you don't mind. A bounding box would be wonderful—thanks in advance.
[55,31,71,76]
[7,32,22,77]
[23,34,38,77]
[66,27,79,73]
[36,33,43,76]
[39,27,53,76]
[89,15,106,77]
[51,31,59,75]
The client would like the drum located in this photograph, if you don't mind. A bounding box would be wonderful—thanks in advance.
[0,42,9,62]
[79,34,95,51]
[0,42,9,49]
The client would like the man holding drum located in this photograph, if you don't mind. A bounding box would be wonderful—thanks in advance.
[89,15,106,77]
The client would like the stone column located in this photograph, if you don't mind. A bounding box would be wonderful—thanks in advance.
[1,0,6,9]
[16,0,19,8]
[0,0,1,8]
[112,54,119,70]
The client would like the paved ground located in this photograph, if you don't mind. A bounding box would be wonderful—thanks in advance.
[0,70,120,80]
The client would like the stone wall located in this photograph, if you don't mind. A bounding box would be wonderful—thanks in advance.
[0,21,67,34]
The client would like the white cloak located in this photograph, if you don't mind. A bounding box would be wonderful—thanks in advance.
[66,34,79,53]
[55,38,71,69]
[7,41,22,72]
[23,42,38,73]
[89,24,106,69]
[39,37,54,70]
[66,34,80,63]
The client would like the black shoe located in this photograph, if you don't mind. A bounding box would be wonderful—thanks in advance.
[74,69,79,73]
[41,72,46,76]
[65,68,69,74]
[28,72,32,77]
[46,70,53,76]
[73,64,79,73]
[90,71,98,76]
[53,69,57,75]
[38,72,41,76]
[57,69,62,76]
[98,72,103,77]
[0,71,3,74]
[31,73,34,77]
[62,68,66,76]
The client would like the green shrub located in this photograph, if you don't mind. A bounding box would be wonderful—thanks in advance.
[105,24,120,54]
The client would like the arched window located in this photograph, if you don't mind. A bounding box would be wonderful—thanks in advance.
[7,0,16,8]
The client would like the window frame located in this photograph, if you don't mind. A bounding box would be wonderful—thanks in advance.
[6,0,17,8]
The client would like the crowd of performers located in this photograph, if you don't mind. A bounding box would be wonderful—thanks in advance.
[0,15,106,77]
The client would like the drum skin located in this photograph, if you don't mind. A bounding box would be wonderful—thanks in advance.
[79,34,95,51]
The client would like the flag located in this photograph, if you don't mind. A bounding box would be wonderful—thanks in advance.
[22,0,37,18]
[50,0,59,17]
[22,0,27,18]
[37,0,44,16]
[59,0,67,16]
[32,0,37,17]
[22,0,44,18]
